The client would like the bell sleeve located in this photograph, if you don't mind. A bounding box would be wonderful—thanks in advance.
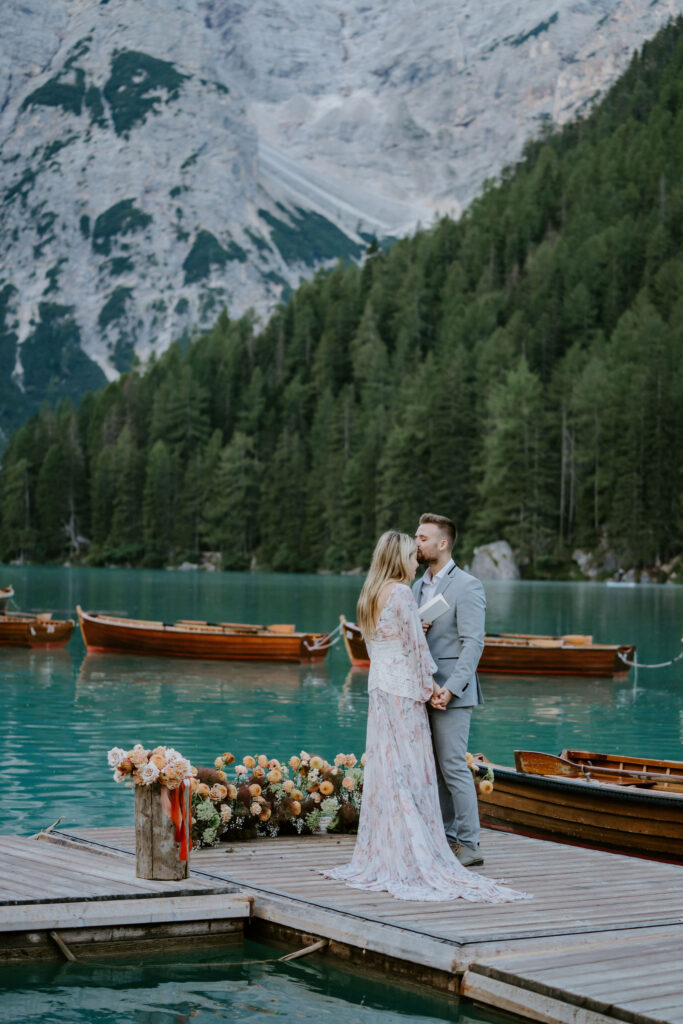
[393,584,437,701]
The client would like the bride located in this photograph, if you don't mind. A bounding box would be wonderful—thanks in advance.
[324,531,530,903]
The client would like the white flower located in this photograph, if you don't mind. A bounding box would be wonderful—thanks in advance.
[321,797,339,817]
[113,768,126,783]
[107,747,127,768]
[139,761,160,785]
[203,827,218,845]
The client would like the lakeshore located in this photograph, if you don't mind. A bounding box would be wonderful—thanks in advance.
[2,824,682,1024]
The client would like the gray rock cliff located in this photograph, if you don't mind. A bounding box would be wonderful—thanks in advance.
[1,0,681,434]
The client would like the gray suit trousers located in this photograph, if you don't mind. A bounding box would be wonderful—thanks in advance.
[428,704,480,849]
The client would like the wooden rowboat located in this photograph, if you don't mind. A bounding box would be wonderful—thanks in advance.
[0,586,14,612]
[77,607,332,663]
[339,616,635,676]
[0,611,74,647]
[474,749,683,863]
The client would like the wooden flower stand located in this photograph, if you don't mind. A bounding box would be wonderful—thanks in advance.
[134,782,190,880]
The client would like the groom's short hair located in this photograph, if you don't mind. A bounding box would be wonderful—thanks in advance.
[419,513,456,548]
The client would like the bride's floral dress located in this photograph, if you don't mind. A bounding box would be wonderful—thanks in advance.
[323,583,530,903]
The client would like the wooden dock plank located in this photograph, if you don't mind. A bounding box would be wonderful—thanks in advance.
[5,825,681,1024]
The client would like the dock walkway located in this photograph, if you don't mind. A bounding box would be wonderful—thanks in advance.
[2,826,682,1024]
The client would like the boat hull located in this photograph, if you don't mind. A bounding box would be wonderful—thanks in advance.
[340,619,634,676]
[78,609,329,663]
[0,617,74,647]
[477,765,683,862]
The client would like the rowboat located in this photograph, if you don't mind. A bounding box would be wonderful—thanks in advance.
[474,749,683,862]
[0,611,74,647]
[0,586,14,612]
[77,607,332,662]
[339,616,635,676]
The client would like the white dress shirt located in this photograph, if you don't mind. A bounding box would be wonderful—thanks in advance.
[419,558,455,607]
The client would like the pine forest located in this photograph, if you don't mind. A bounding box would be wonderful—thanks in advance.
[2,19,683,577]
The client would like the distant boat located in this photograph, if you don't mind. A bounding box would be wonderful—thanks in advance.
[475,749,683,863]
[0,611,74,647]
[0,586,14,612]
[606,580,638,587]
[77,607,332,663]
[339,615,635,676]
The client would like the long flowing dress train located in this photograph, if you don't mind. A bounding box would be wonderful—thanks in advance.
[323,584,530,903]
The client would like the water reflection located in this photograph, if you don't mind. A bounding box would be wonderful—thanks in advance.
[76,653,329,694]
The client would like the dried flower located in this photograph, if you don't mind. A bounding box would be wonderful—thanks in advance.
[107,747,127,768]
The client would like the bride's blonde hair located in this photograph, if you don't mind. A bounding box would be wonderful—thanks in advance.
[357,531,416,639]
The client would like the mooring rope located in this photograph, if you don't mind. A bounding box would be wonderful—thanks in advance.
[618,639,683,669]
[302,622,343,652]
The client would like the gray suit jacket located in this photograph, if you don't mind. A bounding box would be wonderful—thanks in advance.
[412,564,485,708]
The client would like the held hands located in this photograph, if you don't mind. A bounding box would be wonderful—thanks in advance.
[422,620,433,634]
[429,684,452,710]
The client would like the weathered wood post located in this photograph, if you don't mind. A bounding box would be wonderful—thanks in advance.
[134,782,190,880]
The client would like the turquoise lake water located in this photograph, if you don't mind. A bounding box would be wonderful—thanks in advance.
[0,940,513,1024]
[2,565,682,835]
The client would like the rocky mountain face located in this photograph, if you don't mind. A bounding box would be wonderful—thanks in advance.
[1,0,681,439]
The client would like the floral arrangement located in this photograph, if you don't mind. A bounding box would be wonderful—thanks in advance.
[190,749,365,848]
[467,752,495,795]
[107,744,196,789]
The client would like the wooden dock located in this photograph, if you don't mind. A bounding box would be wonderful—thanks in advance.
[2,826,682,1024]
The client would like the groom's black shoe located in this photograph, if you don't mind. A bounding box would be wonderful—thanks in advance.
[449,841,484,867]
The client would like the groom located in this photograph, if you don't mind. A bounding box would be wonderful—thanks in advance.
[414,513,486,867]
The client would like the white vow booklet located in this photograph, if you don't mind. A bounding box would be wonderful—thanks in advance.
[418,593,450,622]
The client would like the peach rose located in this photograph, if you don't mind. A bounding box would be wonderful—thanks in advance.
[342,777,355,791]
[189,778,199,793]
[267,769,282,784]
[196,783,211,797]
[151,753,166,770]
[300,750,310,760]
[222,752,235,765]
[283,779,295,794]
[220,805,232,823]
[257,754,268,768]
[214,756,224,769]
[249,783,262,797]
[289,756,301,769]
[344,754,357,768]
[319,781,334,796]
[216,770,227,782]
[249,802,261,815]
[210,784,228,802]
[268,759,281,769]
[253,766,265,779]
[312,792,322,804]
[479,779,493,795]
[129,748,148,767]
[291,800,302,815]
[243,755,256,769]
[151,746,166,757]
[227,784,238,799]
[118,758,133,775]
[334,753,345,766]
[259,808,272,822]
[361,753,366,766]
[235,765,247,775]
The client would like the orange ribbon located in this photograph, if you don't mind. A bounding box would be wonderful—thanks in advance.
[161,781,193,861]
